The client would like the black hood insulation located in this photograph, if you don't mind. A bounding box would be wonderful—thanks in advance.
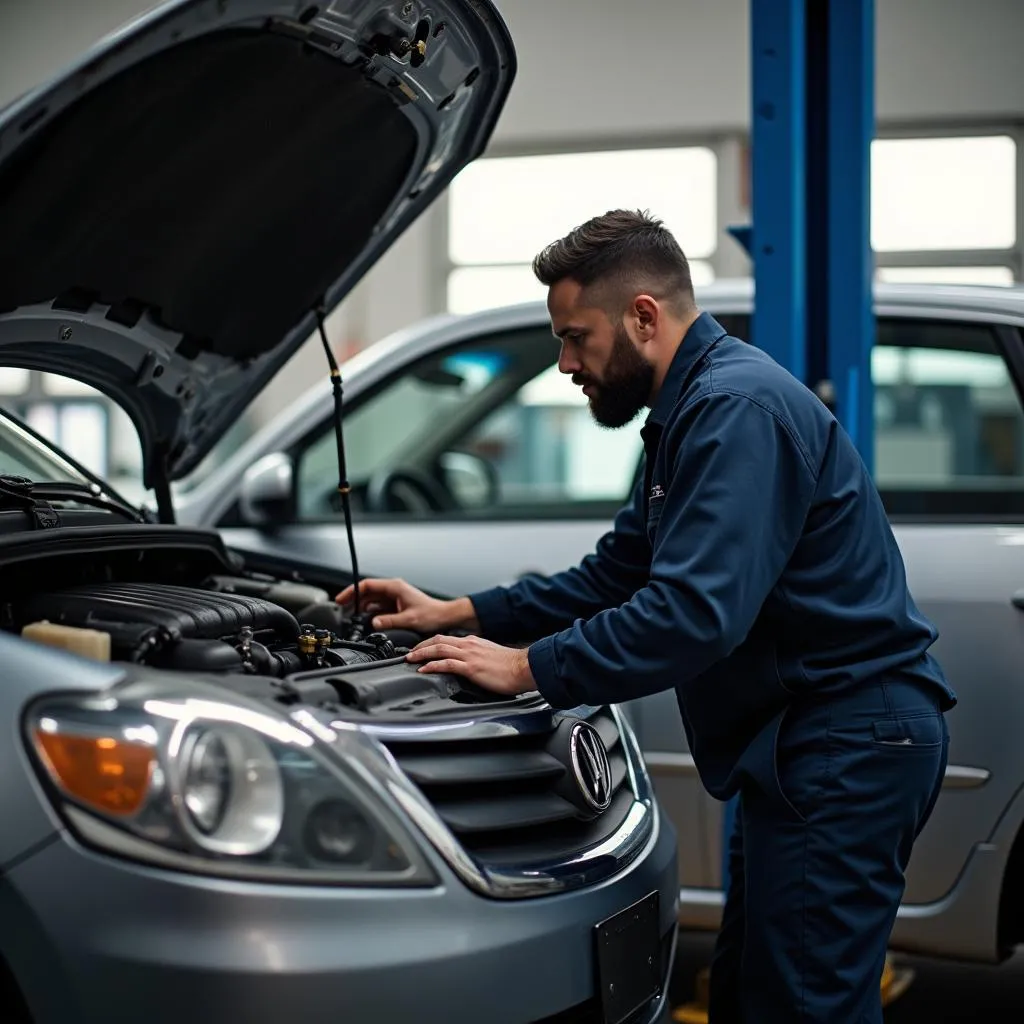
[0,29,418,362]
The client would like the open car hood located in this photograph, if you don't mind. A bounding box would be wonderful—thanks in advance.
[0,0,514,489]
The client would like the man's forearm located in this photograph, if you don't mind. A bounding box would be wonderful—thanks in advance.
[444,596,481,633]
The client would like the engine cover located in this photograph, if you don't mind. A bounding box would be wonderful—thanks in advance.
[20,582,299,644]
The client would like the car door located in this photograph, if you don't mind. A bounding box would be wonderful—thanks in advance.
[690,308,1024,930]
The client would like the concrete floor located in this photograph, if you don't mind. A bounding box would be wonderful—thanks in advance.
[668,934,1024,1021]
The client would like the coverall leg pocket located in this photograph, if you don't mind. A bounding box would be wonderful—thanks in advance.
[733,686,948,1023]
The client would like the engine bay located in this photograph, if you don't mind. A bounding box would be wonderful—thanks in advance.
[1,525,540,719]
[18,577,413,678]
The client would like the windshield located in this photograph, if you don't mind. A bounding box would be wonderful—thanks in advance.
[0,407,91,485]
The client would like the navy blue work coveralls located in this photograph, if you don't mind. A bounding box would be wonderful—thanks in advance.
[468,312,957,1022]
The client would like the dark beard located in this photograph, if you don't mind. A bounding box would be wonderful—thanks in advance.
[583,322,655,428]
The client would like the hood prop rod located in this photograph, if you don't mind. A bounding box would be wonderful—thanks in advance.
[316,305,361,617]
[152,445,175,524]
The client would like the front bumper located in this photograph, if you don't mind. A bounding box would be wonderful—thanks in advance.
[2,807,678,1024]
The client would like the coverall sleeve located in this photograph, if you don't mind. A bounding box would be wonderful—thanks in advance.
[467,472,653,644]
[525,392,819,708]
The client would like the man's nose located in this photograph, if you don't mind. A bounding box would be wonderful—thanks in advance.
[557,343,581,375]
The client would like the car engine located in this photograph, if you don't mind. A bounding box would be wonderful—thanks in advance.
[0,527,527,718]
[17,577,414,678]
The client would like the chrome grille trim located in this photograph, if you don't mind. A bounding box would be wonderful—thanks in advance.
[328,704,655,899]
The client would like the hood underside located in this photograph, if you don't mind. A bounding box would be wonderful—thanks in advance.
[0,0,515,486]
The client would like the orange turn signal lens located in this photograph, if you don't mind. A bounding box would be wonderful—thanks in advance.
[34,730,154,816]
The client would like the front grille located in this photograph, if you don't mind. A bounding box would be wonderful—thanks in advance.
[381,707,633,868]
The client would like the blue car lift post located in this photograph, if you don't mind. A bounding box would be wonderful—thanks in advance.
[674,0,908,1019]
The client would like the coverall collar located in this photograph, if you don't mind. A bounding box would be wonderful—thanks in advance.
[644,310,728,429]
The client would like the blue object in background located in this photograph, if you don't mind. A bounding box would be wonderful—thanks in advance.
[749,0,807,385]
[721,0,876,893]
[822,0,876,472]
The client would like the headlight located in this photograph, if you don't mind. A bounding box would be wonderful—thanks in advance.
[25,679,437,886]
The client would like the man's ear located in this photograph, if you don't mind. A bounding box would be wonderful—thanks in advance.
[632,295,660,340]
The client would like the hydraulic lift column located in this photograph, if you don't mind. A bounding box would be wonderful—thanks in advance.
[747,0,875,452]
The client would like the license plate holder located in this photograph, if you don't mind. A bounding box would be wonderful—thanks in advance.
[594,891,661,1024]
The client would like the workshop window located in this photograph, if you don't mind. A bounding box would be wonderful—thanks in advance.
[0,372,147,506]
[0,369,29,395]
[872,136,1015,252]
[871,134,1019,286]
[446,147,718,315]
[876,266,1015,287]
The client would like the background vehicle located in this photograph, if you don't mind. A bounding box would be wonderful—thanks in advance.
[179,279,1024,965]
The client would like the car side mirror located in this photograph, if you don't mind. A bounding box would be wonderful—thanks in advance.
[439,450,499,509]
[238,452,294,525]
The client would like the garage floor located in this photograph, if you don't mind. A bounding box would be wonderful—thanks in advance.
[668,934,1024,1021]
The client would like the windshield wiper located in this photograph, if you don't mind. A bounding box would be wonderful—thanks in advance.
[0,475,146,526]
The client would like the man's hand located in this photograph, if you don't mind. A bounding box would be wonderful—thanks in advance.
[334,578,479,634]
[406,635,537,697]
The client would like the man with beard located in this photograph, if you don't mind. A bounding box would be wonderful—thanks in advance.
[335,209,956,1023]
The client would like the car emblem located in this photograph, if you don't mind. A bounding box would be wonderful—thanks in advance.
[569,721,613,813]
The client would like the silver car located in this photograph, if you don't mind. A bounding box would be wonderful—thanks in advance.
[179,279,1024,967]
[0,2,678,1022]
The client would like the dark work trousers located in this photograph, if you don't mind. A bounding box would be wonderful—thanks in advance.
[707,678,949,1023]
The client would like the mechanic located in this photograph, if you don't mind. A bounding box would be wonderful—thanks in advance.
[335,209,957,1023]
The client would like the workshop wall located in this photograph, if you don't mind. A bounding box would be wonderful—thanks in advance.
[3,0,1022,134]
[494,0,1024,144]
[1,0,1022,433]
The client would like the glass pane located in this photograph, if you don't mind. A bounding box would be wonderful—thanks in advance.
[871,136,1016,252]
[107,403,146,505]
[872,320,1024,496]
[58,403,108,479]
[297,329,643,520]
[42,372,95,395]
[0,408,86,484]
[448,265,547,315]
[23,403,57,444]
[0,368,29,394]
[20,375,145,501]
[449,147,718,265]
[297,343,517,519]
[447,260,714,316]
[17,400,110,479]
[460,373,644,506]
[690,260,715,288]
[876,266,1015,286]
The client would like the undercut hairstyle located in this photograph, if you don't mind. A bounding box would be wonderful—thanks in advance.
[532,209,695,317]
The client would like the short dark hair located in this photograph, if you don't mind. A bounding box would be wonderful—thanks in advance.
[532,209,694,315]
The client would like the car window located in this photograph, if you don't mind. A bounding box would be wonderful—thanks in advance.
[716,313,1024,518]
[294,328,644,521]
[874,319,1024,517]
